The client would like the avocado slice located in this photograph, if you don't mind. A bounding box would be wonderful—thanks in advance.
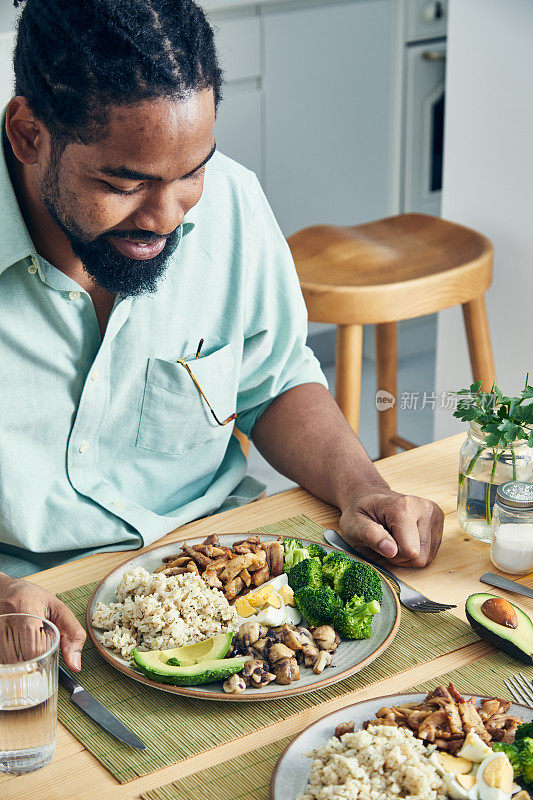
[466,593,533,664]
[160,633,233,666]
[132,648,246,685]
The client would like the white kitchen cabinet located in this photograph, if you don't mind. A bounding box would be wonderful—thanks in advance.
[262,0,396,235]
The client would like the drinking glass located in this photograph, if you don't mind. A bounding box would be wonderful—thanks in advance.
[0,614,59,774]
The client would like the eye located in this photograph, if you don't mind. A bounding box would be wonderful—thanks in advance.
[102,181,143,195]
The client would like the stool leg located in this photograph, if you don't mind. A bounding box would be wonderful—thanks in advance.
[335,324,363,433]
[376,322,398,459]
[462,296,496,389]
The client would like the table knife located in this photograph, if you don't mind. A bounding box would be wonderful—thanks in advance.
[480,572,533,601]
[58,664,146,750]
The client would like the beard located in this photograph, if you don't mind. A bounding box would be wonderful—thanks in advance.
[39,156,181,297]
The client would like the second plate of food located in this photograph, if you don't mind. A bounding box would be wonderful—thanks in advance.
[87,532,400,701]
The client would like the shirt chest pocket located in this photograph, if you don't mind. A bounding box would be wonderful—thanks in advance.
[135,344,236,455]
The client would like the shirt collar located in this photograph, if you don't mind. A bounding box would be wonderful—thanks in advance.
[0,105,195,279]
[0,107,37,276]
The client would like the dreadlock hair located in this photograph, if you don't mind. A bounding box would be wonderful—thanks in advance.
[12,0,223,146]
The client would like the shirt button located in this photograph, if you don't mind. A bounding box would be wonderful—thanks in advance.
[79,441,90,454]
[90,369,100,382]
[28,264,37,274]
[69,291,81,301]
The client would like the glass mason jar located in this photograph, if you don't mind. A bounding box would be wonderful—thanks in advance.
[490,481,533,574]
[457,423,533,542]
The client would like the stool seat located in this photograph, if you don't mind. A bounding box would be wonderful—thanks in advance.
[288,213,493,324]
[288,212,495,458]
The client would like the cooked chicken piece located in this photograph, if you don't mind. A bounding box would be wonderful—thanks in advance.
[158,555,191,568]
[484,714,523,743]
[407,709,433,730]
[435,738,465,754]
[458,701,491,743]
[418,710,452,742]
[335,722,355,739]
[202,534,219,546]
[262,541,284,577]
[233,536,261,547]
[247,550,267,571]
[233,543,252,554]
[376,707,394,718]
[364,718,398,728]
[204,545,226,558]
[240,568,252,588]
[202,568,222,588]
[479,698,512,721]
[186,561,200,574]
[427,696,451,708]
[426,685,454,704]
[219,554,256,582]
[444,702,463,736]
[159,566,190,576]
[224,576,245,600]
[181,545,213,569]
[207,556,230,573]
[252,564,270,587]
[447,683,466,703]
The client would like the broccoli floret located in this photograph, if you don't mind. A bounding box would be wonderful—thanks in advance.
[337,561,383,604]
[334,596,381,640]
[322,551,352,591]
[283,538,309,572]
[520,738,533,786]
[288,558,324,592]
[307,543,327,562]
[516,723,533,747]
[294,585,342,627]
[492,743,521,778]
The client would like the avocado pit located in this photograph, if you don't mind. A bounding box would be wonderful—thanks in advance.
[481,597,518,629]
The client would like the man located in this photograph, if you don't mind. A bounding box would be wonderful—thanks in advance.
[0,0,444,671]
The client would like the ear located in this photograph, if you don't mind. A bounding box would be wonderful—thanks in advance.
[5,96,48,166]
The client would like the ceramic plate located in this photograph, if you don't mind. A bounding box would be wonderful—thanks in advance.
[270,692,533,799]
[86,534,400,701]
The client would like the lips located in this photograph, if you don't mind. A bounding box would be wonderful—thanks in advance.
[108,236,166,260]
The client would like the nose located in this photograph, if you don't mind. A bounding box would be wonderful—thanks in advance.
[129,185,186,236]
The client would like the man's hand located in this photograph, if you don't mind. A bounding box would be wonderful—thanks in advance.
[0,573,86,671]
[339,488,445,568]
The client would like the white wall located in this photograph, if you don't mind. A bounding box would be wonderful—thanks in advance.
[0,3,17,108]
[435,0,533,438]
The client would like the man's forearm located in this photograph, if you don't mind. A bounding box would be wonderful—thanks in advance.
[251,383,388,508]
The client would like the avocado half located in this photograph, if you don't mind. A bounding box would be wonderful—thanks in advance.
[132,649,246,686]
[465,592,533,665]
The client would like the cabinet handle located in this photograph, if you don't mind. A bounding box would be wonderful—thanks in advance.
[421,50,446,62]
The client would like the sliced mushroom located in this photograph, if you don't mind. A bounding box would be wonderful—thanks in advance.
[238,621,267,647]
[267,643,296,664]
[301,641,320,668]
[242,659,273,687]
[253,637,271,655]
[313,651,332,674]
[223,673,247,694]
[312,626,338,652]
[273,657,299,685]
[334,722,355,739]
[281,624,304,651]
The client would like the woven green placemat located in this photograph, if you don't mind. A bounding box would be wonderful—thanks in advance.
[57,515,477,783]
[143,649,533,800]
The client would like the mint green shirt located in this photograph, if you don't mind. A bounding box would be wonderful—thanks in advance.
[0,129,327,577]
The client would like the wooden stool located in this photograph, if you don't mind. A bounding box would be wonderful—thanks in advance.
[288,213,495,458]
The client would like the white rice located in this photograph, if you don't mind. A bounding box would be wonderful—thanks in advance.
[91,566,239,659]
[299,724,447,800]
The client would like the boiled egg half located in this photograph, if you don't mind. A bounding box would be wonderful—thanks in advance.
[235,573,301,626]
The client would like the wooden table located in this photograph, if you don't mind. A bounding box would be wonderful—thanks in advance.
[3,433,532,800]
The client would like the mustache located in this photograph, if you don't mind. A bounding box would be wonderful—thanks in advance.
[105,230,171,243]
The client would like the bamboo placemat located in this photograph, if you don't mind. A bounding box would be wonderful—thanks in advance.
[57,515,477,783]
[143,648,533,800]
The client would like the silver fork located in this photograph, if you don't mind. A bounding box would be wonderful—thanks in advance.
[505,673,533,708]
[322,529,457,613]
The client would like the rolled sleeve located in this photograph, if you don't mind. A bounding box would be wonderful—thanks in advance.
[235,177,328,439]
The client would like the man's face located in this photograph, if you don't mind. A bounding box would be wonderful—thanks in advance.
[39,90,216,296]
